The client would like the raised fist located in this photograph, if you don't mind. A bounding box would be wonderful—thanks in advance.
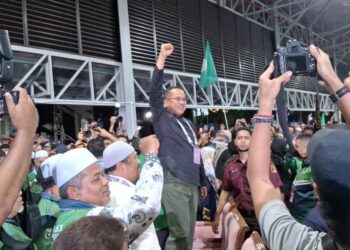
[110,116,117,124]
[139,135,159,155]
[160,43,174,58]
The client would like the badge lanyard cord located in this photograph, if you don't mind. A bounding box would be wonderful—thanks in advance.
[176,118,197,147]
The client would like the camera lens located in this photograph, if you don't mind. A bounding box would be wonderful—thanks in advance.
[83,130,92,138]
[291,45,298,52]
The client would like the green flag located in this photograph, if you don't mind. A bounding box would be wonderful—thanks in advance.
[199,41,218,88]
[320,112,326,127]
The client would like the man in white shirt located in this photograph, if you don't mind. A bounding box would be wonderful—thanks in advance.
[103,141,161,250]
[52,135,163,246]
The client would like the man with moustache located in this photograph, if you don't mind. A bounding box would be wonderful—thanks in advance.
[102,141,161,250]
[52,135,163,245]
[149,43,207,250]
[212,127,282,235]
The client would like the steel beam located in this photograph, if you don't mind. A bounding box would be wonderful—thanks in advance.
[133,64,335,112]
[117,0,137,139]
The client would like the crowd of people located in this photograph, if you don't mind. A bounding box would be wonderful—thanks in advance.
[0,43,349,250]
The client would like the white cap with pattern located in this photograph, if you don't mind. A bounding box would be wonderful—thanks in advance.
[102,141,134,170]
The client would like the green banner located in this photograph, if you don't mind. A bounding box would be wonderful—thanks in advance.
[199,41,218,88]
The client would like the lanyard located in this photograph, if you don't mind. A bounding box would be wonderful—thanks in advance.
[176,118,197,147]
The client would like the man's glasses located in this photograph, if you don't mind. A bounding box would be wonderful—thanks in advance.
[167,97,188,103]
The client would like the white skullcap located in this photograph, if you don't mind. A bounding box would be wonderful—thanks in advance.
[40,154,63,179]
[35,150,49,159]
[56,148,97,188]
[102,141,134,170]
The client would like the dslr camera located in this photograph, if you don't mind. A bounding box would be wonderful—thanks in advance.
[274,40,316,76]
[0,29,19,117]
[91,118,103,131]
[83,119,103,138]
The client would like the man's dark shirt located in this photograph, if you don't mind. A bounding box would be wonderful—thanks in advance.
[149,67,206,186]
[222,156,283,213]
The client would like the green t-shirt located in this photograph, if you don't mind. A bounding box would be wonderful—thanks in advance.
[34,197,61,250]
[285,156,312,182]
[52,209,90,240]
[0,221,32,249]
[38,197,60,218]
[285,156,316,222]
[22,169,37,191]
[22,169,43,199]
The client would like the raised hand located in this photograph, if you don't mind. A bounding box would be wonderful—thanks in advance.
[139,135,159,155]
[156,43,174,70]
[309,44,342,91]
[6,87,38,135]
[160,43,174,58]
[110,116,117,124]
[258,63,292,112]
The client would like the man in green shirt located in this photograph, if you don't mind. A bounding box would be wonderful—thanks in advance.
[285,134,316,222]
[34,154,62,250]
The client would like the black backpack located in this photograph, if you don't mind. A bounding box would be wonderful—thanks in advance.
[21,176,43,243]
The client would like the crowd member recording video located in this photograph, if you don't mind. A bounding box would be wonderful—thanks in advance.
[0,29,39,225]
[108,103,127,137]
[248,44,350,249]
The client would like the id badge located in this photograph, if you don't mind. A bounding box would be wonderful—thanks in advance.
[193,147,201,166]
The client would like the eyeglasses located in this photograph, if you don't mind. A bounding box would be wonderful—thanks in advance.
[167,97,188,103]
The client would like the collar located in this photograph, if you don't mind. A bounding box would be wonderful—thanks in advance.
[233,156,247,165]
[4,219,17,225]
[41,191,60,203]
[165,108,183,118]
[59,199,96,211]
[108,175,134,188]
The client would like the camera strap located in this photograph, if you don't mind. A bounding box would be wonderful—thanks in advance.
[275,59,294,151]
[276,85,294,150]
[276,74,321,149]
[314,75,322,132]
[21,175,42,242]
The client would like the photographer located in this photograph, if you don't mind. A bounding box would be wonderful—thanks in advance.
[0,87,38,225]
[76,119,119,148]
[234,118,248,130]
[75,120,99,146]
[248,44,350,249]
[108,103,127,137]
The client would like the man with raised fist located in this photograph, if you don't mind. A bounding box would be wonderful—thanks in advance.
[149,43,207,250]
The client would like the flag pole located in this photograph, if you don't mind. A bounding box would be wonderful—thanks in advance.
[223,108,229,130]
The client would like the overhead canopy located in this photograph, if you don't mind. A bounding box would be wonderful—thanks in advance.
[218,0,350,67]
